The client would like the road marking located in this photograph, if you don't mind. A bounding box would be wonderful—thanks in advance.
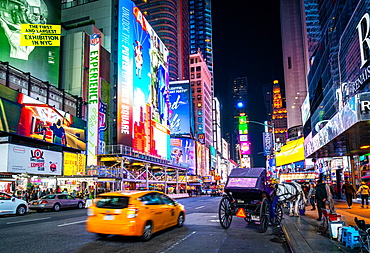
[160,231,196,253]
[195,206,205,209]
[58,220,87,227]
[6,217,51,224]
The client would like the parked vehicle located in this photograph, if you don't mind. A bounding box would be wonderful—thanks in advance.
[0,192,29,216]
[29,194,85,212]
[86,190,186,241]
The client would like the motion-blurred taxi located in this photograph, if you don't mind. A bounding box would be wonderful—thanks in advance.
[86,190,186,241]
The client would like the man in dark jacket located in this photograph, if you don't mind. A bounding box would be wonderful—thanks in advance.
[315,179,327,221]
[342,179,356,209]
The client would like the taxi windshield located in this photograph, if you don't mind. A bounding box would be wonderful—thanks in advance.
[96,196,129,209]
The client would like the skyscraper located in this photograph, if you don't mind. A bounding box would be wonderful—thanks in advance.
[280,0,309,129]
[189,0,214,81]
[132,0,190,81]
[190,49,213,147]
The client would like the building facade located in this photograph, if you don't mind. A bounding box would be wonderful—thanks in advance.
[280,0,309,129]
[190,49,213,147]
[189,0,214,81]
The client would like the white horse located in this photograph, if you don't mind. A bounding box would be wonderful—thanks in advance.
[275,182,307,217]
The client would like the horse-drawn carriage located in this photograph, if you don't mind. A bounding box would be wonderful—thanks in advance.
[218,167,283,233]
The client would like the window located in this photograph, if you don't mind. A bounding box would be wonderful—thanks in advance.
[197,102,202,107]
[197,88,201,92]
[198,110,202,115]
[140,193,162,205]
[288,57,292,69]
[196,66,201,71]
[96,196,129,209]
[197,81,201,85]
[190,67,195,72]
[197,95,202,100]
[196,73,201,78]
[190,59,194,64]
[198,117,203,123]
[191,74,194,79]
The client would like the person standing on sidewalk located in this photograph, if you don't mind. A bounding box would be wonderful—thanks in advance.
[356,181,369,208]
[308,182,316,210]
[315,179,327,221]
[342,179,356,209]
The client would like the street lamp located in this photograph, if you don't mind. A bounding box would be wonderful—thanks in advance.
[247,120,275,152]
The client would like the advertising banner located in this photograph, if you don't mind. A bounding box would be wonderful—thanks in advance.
[262,132,273,156]
[169,81,192,136]
[0,144,62,175]
[117,1,170,159]
[0,0,61,86]
[210,145,216,169]
[170,138,195,175]
[63,152,78,176]
[0,85,86,150]
[87,33,101,166]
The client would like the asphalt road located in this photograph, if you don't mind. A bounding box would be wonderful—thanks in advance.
[0,196,290,253]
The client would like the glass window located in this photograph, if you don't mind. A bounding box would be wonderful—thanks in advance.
[140,193,162,205]
[96,196,129,209]
[198,117,203,123]
[196,73,201,78]
[198,110,202,115]
[158,194,174,205]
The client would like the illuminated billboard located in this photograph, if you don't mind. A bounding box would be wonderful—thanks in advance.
[63,152,86,176]
[169,81,193,136]
[276,137,304,166]
[170,138,195,175]
[240,141,251,155]
[0,85,86,150]
[0,144,62,175]
[117,0,170,159]
[0,0,61,86]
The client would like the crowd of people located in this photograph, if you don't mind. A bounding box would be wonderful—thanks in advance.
[302,178,369,221]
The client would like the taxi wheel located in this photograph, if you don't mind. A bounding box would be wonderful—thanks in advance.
[140,221,153,241]
[53,203,61,212]
[177,213,185,227]
[16,205,26,216]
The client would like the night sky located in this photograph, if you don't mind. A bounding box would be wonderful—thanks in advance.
[211,1,284,166]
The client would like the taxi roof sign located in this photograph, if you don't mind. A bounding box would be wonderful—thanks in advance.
[236,208,246,218]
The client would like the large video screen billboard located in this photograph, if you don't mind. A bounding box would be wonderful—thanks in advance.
[117,1,170,159]
[0,0,61,86]
[170,138,195,175]
[169,81,193,136]
[0,85,86,150]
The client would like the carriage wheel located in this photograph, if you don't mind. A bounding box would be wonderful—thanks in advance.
[271,203,283,226]
[259,197,269,233]
[219,197,233,229]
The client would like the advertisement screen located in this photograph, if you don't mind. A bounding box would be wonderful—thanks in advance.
[240,141,251,155]
[0,0,61,86]
[170,138,195,175]
[276,137,304,166]
[64,152,86,176]
[117,0,170,159]
[169,81,192,136]
[0,85,86,150]
[0,144,62,175]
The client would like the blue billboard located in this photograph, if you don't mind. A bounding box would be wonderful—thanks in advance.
[170,138,196,175]
[169,81,193,136]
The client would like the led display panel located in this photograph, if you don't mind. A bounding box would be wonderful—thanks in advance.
[169,81,192,136]
[0,0,61,86]
[0,85,86,150]
[117,0,170,159]
[170,138,196,175]
[240,141,251,155]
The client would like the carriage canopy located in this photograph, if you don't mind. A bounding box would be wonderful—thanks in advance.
[225,167,271,193]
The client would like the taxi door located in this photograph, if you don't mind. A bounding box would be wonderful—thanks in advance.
[141,193,167,231]
[158,193,177,228]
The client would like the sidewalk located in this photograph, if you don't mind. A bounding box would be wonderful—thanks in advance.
[281,199,370,253]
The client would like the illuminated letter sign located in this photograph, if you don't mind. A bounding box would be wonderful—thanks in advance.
[357,13,370,68]
[87,33,101,166]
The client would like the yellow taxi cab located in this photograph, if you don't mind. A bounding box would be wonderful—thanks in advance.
[86,190,186,241]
